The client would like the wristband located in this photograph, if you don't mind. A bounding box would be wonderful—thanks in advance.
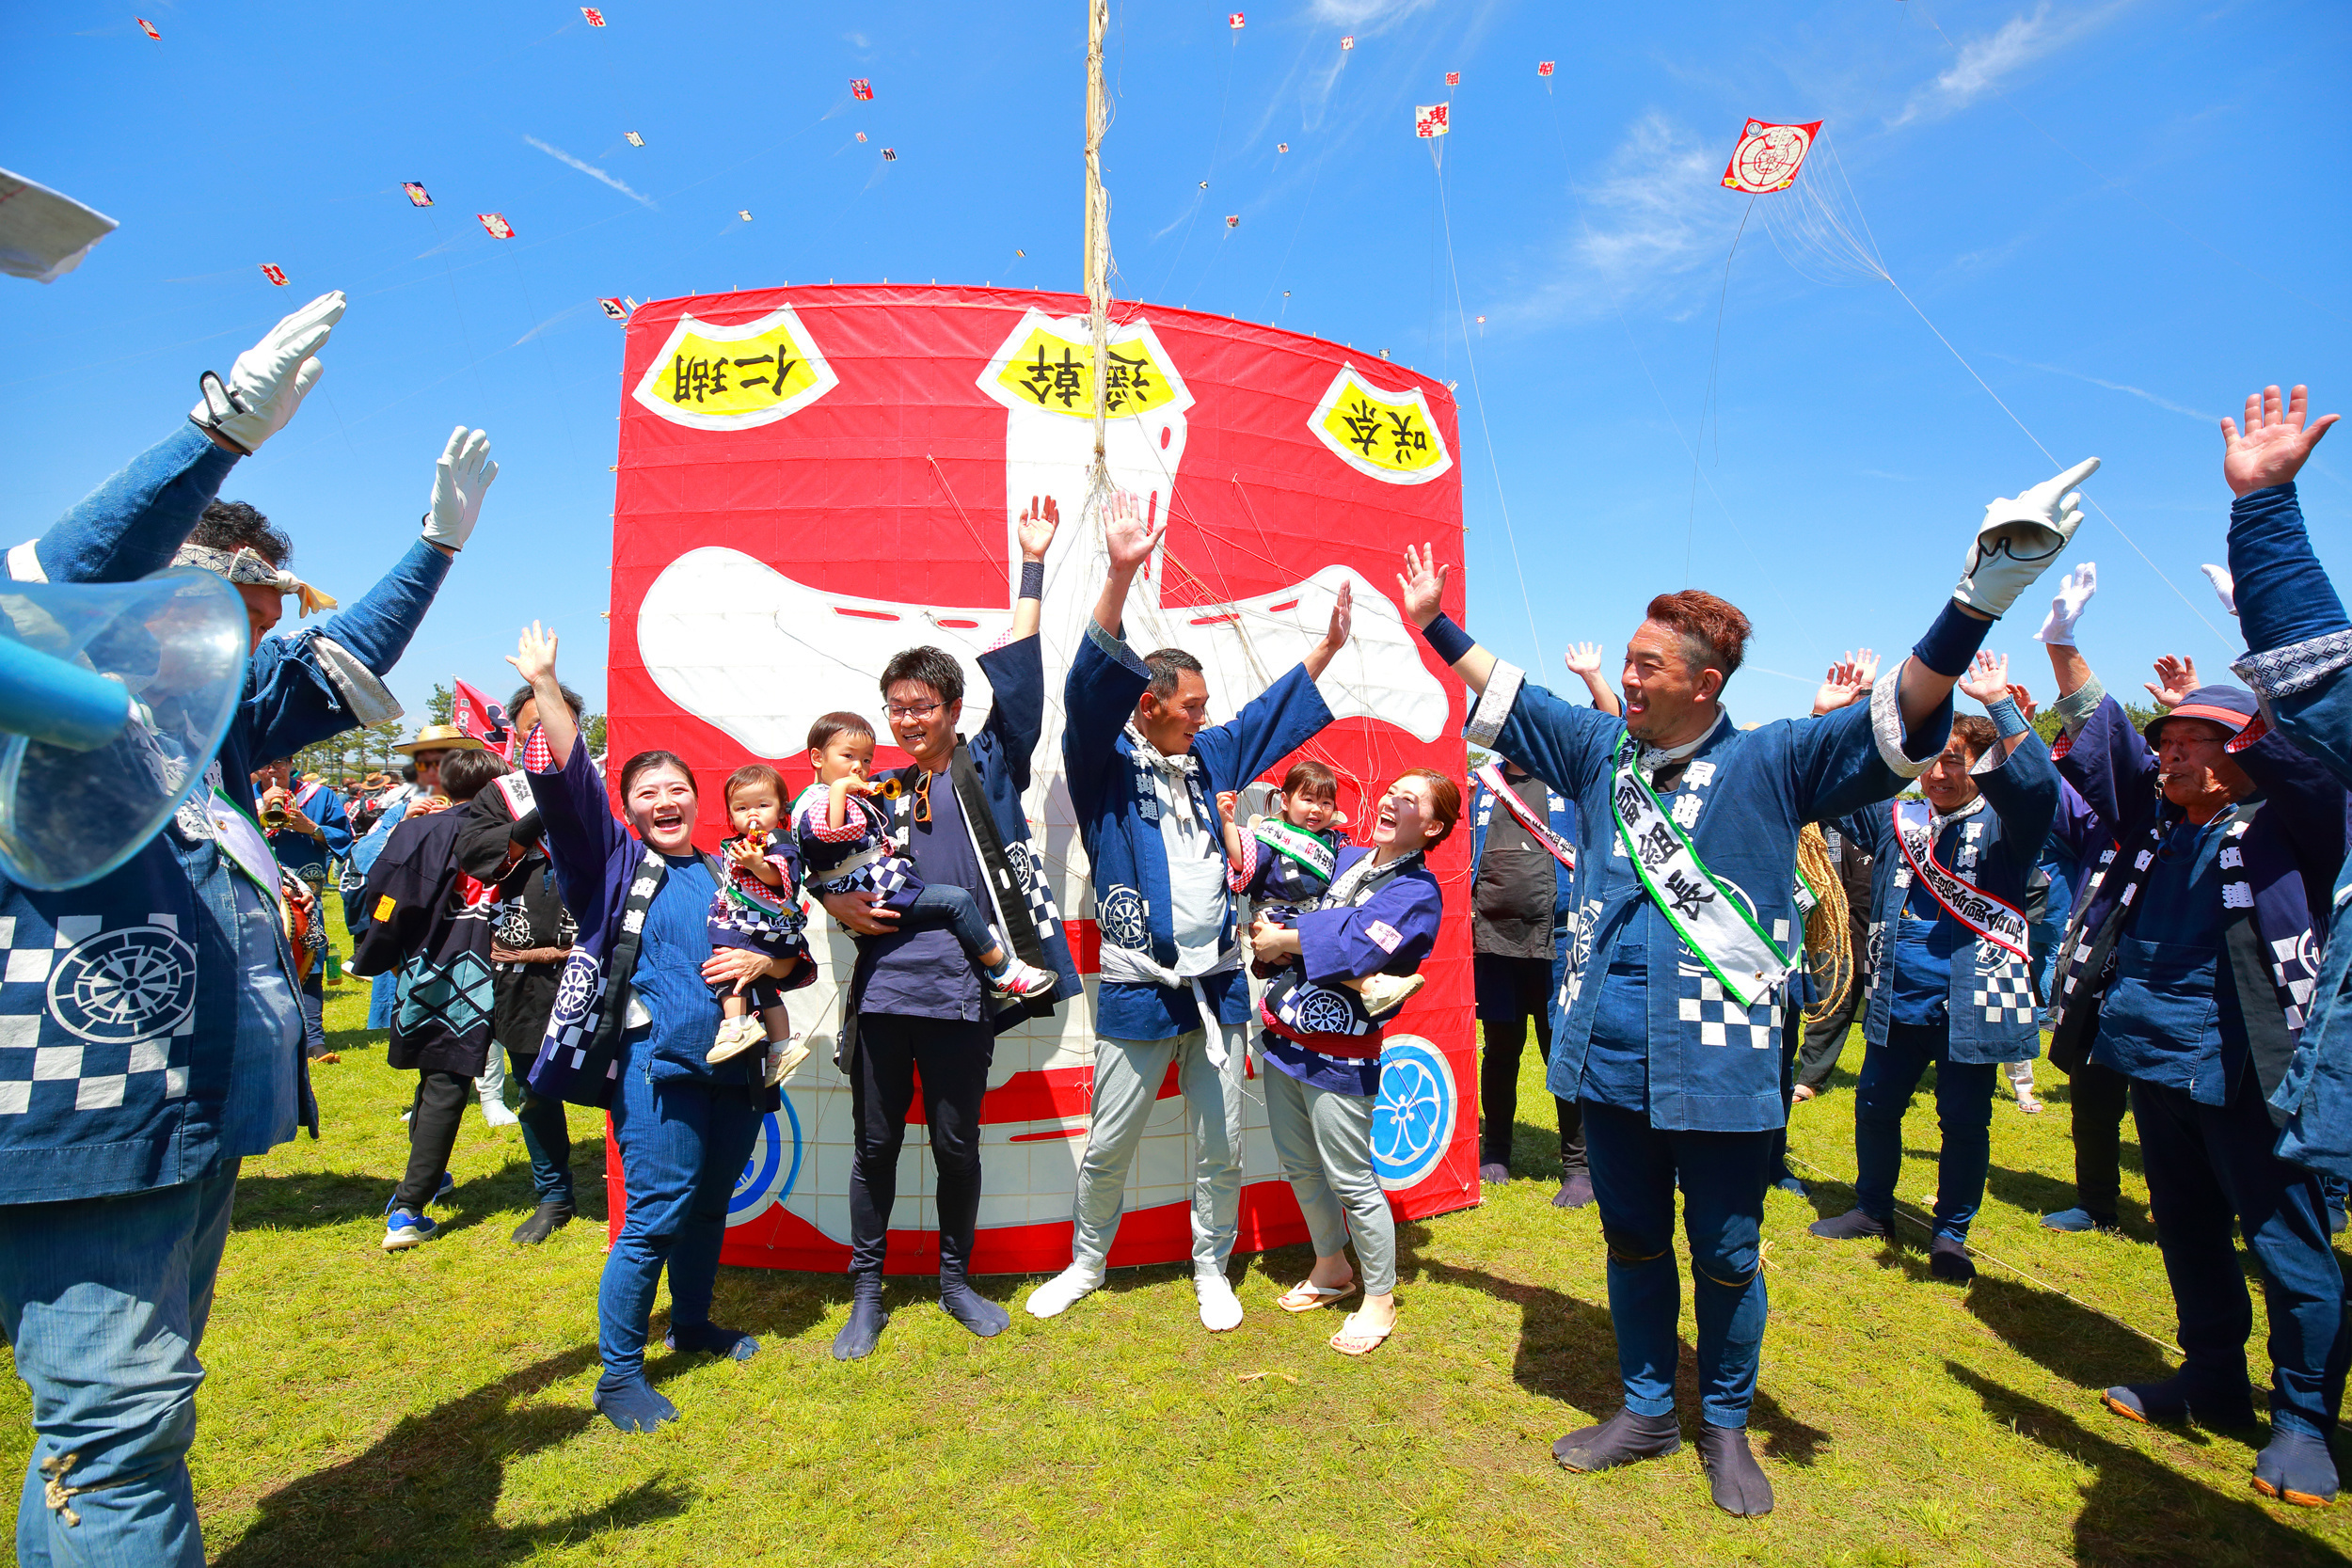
[1912,598,1994,678]
[1986,696,2027,739]
[1419,612,1476,666]
[1019,560,1045,602]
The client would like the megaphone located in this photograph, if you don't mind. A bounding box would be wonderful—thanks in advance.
[0,570,248,890]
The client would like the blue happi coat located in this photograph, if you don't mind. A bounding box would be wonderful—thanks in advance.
[0,424,447,1199]
[1065,618,1335,1041]
[1470,660,1952,1132]
[1846,736,2060,1064]
[2050,679,2345,1110]
[2226,482,2352,1173]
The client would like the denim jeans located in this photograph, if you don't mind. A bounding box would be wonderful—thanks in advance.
[0,1164,240,1568]
[2133,1069,2349,1437]
[598,1037,763,1382]
[1582,1100,1772,1428]
[516,1088,575,1207]
[1852,1021,1998,1243]
[366,969,398,1032]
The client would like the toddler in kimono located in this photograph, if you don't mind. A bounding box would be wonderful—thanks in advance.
[1218,758,1422,1021]
[706,763,810,1085]
[793,712,1057,1000]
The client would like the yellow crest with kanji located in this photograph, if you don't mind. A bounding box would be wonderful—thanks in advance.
[631,305,839,431]
[977,309,1192,421]
[1309,365,1453,484]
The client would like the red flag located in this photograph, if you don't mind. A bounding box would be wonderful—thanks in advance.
[451,678,509,744]
[1720,119,1822,194]
[135,18,159,39]
[259,263,288,286]
[477,213,515,240]
[850,78,874,100]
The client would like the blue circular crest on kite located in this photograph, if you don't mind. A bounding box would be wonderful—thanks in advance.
[1371,1035,1455,1192]
[728,1094,803,1225]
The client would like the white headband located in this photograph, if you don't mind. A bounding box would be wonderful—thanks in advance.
[169,544,337,618]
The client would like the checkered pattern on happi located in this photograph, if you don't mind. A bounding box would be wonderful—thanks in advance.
[1000,842,1061,942]
[814,853,912,901]
[0,913,195,1117]
[1970,943,2039,1025]
[1677,961,1777,1049]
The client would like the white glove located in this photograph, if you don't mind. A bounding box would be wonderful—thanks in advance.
[1952,456,2101,618]
[421,426,498,550]
[187,291,345,455]
[2034,562,2098,646]
[2201,563,2238,616]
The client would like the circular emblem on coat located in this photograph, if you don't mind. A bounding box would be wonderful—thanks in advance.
[495,903,532,950]
[1098,886,1148,949]
[728,1096,803,1226]
[47,925,199,1044]
[551,957,597,1025]
[1372,1034,1456,1192]
[1294,985,1358,1036]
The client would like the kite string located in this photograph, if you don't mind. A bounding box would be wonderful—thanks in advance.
[1688,196,1756,584]
[1430,138,1546,673]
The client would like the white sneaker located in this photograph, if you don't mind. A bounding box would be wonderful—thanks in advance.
[480,1100,519,1128]
[1355,971,1426,1022]
[987,957,1060,1001]
[764,1037,811,1087]
[1195,1270,1244,1332]
[707,1015,764,1064]
[1025,1263,1105,1319]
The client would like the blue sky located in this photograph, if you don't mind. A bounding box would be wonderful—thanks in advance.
[4,0,2345,728]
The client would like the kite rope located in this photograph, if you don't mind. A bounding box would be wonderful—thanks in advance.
[1430,139,1547,673]
[1687,195,1756,584]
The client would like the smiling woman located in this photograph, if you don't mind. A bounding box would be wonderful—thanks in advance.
[505,620,815,1434]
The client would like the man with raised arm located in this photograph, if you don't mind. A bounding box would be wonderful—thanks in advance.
[1393,453,2095,1516]
[1028,493,1352,1333]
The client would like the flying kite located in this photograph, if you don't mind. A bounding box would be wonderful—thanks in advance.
[600,298,629,320]
[1415,103,1450,138]
[258,263,287,286]
[1198,180,1208,190]
[477,213,515,239]
[581,7,605,24]
[1228,10,1244,26]
[626,131,644,147]
[1340,34,1354,50]
[135,18,158,39]
[402,182,432,207]
[623,295,639,310]
[1537,60,1554,76]
[850,78,874,100]
[882,148,898,161]
[1225,214,1239,228]
[1277,141,1289,153]
[1445,71,1459,86]
[1721,119,1821,194]
[856,132,867,142]
[739,210,753,221]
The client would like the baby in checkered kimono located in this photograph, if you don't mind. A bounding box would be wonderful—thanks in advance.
[794,712,1057,1001]
[706,763,810,1084]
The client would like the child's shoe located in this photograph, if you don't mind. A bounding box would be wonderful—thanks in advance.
[986,958,1059,1001]
[764,1036,811,1087]
[1356,972,1426,1022]
[707,1015,764,1064]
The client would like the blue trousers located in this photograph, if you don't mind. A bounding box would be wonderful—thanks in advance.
[516,1087,575,1207]
[0,1164,240,1568]
[366,969,398,1032]
[598,1039,764,1382]
[1852,1021,1998,1243]
[1582,1100,1772,1428]
[2133,1069,2348,1437]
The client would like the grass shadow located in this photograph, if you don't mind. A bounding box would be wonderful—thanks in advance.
[1945,1361,2343,1567]
[210,1345,694,1567]
[232,1136,608,1236]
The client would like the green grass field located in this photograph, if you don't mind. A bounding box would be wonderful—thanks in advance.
[8,928,2352,1566]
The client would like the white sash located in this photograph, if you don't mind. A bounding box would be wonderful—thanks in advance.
[207,789,283,907]
[1891,799,2029,960]
[1474,760,1575,873]
[1609,734,1787,1009]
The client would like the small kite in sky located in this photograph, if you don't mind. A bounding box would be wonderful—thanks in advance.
[626,131,644,147]
[259,263,287,286]
[1445,71,1459,86]
[581,7,605,24]
[1228,11,1244,26]
[1225,214,1239,228]
[882,148,898,161]
[1721,119,1821,193]
[1475,314,1486,324]
[1340,35,1354,50]
[1198,180,1208,190]
[1015,248,1025,257]
[850,78,874,100]
[739,210,753,221]
[477,213,515,239]
[599,298,628,319]
[402,182,432,207]
[1415,103,1449,138]
[856,131,867,142]
[135,18,160,39]
[1277,142,1288,153]
[1537,60,1554,76]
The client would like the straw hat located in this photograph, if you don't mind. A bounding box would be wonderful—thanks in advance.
[392,723,487,756]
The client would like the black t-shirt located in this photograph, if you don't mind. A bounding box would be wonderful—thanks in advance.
[1472,774,1558,959]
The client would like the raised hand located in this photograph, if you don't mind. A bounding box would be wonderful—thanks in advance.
[1102,488,1164,574]
[1395,543,1450,630]
[2034,562,2098,646]
[506,621,560,688]
[2222,384,2339,498]
[1216,789,1240,826]
[2145,654,2199,709]
[1017,495,1061,562]
[1564,641,1605,678]
[2200,563,2238,616]
[189,290,346,455]
[1810,651,1873,716]
[421,426,499,551]
[1959,650,2010,706]
[2006,683,2039,721]
[1302,579,1355,679]
[1955,457,2100,618]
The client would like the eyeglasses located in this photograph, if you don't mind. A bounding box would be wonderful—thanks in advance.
[885,702,944,721]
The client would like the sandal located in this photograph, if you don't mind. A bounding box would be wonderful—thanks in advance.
[1277,1279,1358,1313]
[1328,1308,1395,1356]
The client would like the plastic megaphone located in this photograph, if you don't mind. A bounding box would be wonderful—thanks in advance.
[0,570,248,889]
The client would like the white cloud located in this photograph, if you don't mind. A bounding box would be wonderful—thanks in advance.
[1892,3,2131,127]
[1523,114,1733,321]
[1308,0,1438,31]
[1994,355,2218,422]
[523,135,658,209]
